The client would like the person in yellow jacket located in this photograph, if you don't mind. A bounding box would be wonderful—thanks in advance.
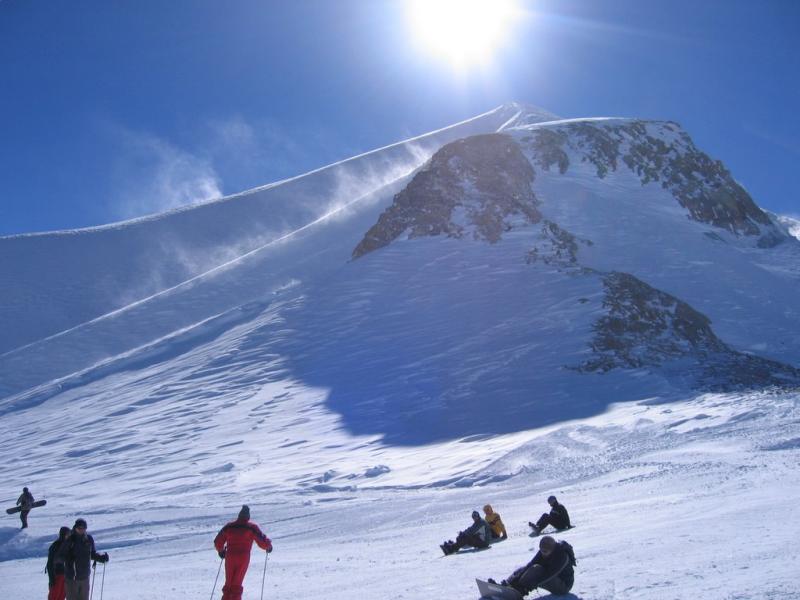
[483,504,508,540]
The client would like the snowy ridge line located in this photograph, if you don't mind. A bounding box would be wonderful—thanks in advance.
[0,104,518,240]
[0,172,408,361]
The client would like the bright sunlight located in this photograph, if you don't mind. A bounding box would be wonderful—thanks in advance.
[408,0,519,68]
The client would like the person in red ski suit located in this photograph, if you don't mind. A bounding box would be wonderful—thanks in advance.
[213,505,272,600]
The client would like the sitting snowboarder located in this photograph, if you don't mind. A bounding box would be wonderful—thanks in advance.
[440,510,492,555]
[483,504,507,540]
[529,495,570,535]
[489,535,575,597]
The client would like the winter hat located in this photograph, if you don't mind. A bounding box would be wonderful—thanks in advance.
[238,505,250,520]
[59,526,71,538]
[547,495,557,503]
[539,536,556,550]
[74,518,87,529]
[471,510,480,519]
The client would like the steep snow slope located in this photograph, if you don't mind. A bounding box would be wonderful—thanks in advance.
[1,105,799,599]
[0,103,555,399]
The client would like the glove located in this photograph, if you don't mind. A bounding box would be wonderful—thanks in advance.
[97,553,109,563]
[218,550,226,559]
[266,544,273,553]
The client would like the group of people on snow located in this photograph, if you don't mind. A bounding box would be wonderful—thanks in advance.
[44,518,109,600]
[14,485,270,600]
[16,482,574,599]
[440,503,507,555]
[441,495,575,597]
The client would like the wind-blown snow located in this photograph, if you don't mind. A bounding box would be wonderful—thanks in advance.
[1,103,798,599]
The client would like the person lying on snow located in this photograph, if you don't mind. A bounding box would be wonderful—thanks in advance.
[483,504,507,540]
[489,535,576,597]
[529,495,570,535]
[440,510,492,555]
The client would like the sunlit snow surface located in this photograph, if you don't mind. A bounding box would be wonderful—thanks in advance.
[2,391,798,599]
[1,106,799,598]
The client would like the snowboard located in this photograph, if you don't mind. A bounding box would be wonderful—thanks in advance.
[476,578,523,600]
[6,499,46,514]
[529,523,574,537]
[441,543,491,556]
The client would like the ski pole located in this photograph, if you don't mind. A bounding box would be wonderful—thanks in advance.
[90,561,97,600]
[260,553,269,600]
[210,556,223,600]
[100,561,106,600]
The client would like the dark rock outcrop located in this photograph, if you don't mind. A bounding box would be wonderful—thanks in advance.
[522,120,779,240]
[580,272,800,390]
[353,134,539,259]
[526,220,593,269]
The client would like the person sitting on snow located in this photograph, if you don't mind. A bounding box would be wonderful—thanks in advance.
[440,510,492,555]
[489,535,575,597]
[483,504,508,540]
[529,495,570,535]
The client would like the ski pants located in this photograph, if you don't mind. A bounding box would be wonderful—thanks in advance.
[534,512,568,531]
[20,509,29,528]
[221,553,251,600]
[48,574,66,600]
[65,578,90,600]
[453,531,488,552]
[517,564,572,596]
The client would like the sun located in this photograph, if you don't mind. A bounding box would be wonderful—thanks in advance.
[408,0,518,68]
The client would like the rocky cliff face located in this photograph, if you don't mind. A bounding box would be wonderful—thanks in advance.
[581,272,800,389]
[519,120,780,242]
[352,134,539,259]
[350,117,797,392]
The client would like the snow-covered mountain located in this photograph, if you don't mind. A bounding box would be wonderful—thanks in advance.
[1,103,798,599]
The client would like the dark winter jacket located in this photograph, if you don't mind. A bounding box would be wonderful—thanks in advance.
[521,542,574,590]
[46,538,67,586]
[464,517,492,543]
[59,532,105,581]
[549,502,570,529]
[17,490,34,511]
[214,518,272,557]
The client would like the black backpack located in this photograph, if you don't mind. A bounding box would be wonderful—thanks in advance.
[559,540,577,567]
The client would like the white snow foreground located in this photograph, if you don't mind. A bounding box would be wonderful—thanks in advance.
[1,391,799,599]
[1,103,799,598]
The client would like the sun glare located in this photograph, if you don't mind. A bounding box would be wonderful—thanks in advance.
[408,0,518,68]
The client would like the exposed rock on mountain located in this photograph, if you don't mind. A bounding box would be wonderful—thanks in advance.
[525,220,593,270]
[520,120,779,241]
[352,134,539,259]
[581,271,800,389]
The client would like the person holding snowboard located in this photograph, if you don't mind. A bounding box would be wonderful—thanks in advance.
[16,486,34,529]
[59,518,109,600]
[483,504,508,540]
[440,510,492,555]
[489,535,575,596]
[529,495,570,535]
[45,526,71,600]
[213,505,272,600]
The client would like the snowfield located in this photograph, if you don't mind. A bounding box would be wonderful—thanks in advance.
[2,390,798,599]
[1,103,798,599]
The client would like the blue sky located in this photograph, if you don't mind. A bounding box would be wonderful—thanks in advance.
[1,0,798,236]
